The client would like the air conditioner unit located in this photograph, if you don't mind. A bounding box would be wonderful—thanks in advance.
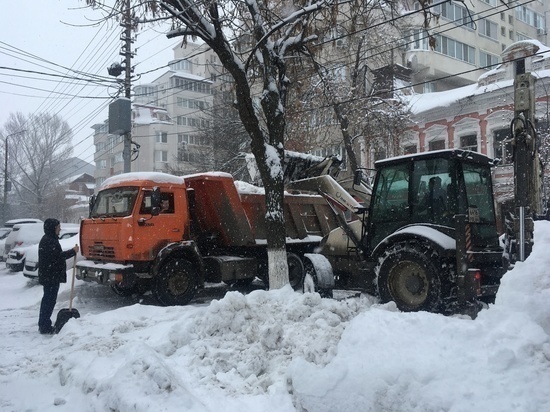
[537,28,546,35]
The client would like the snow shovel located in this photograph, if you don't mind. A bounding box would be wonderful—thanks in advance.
[54,253,80,333]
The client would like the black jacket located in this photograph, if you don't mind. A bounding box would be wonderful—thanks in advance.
[38,219,77,285]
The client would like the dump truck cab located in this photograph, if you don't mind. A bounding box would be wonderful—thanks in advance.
[83,173,190,266]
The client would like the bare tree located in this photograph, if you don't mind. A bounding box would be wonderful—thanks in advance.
[286,0,413,172]
[2,112,73,220]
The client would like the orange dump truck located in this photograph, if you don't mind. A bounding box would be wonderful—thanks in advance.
[75,172,338,305]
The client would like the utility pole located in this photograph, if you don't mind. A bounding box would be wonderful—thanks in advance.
[107,0,135,174]
[511,67,541,261]
[121,0,133,173]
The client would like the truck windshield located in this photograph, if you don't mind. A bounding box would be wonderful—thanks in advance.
[91,187,139,218]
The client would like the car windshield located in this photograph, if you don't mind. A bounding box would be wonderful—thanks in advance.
[91,187,139,218]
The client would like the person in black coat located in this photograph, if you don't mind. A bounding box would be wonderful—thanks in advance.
[38,218,79,334]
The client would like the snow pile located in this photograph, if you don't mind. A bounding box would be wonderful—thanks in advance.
[0,223,550,411]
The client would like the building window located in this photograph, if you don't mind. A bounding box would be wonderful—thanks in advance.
[97,159,107,169]
[515,6,545,30]
[432,2,474,29]
[155,150,168,163]
[459,135,477,152]
[172,77,211,94]
[177,97,188,108]
[493,129,513,164]
[423,82,436,93]
[169,59,192,72]
[480,18,498,40]
[177,116,187,126]
[480,51,500,69]
[429,140,445,151]
[501,26,506,37]
[404,144,417,154]
[480,0,497,5]
[374,150,386,161]
[179,134,208,146]
[434,35,476,64]
[156,132,168,143]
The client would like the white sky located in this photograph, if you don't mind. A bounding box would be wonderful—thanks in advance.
[0,221,549,410]
[0,1,178,164]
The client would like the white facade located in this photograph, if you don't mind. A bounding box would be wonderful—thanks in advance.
[403,0,549,92]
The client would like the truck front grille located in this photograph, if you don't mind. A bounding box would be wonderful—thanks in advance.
[88,243,116,259]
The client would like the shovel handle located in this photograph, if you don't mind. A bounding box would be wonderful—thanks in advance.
[69,251,77,311]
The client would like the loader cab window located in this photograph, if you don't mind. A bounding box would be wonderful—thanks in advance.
[368,162,410,248]
[462,164,495,223]
[90,187,139,218]
[411,158,453,225]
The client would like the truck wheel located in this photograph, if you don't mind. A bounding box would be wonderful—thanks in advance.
[303,259,333,298]
[287,252,305,291]
[260,253,305,291]
[376,242,442,312]
[153,259,198,306]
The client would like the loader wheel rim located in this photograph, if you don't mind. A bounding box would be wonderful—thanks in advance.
[389,260,428,306]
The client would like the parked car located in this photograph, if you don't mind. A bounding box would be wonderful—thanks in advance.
[0,219,42,262]
[23,231,82,279]
[3,218,42,228]
[5,223,79,272]
[0,228,12,262]
[3,223,44,262]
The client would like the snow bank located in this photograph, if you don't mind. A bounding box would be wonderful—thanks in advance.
[1,223,550,411]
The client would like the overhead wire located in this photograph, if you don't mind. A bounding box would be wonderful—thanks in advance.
[1,0,544,183]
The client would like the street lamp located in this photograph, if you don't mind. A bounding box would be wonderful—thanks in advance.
[2,130,26,224]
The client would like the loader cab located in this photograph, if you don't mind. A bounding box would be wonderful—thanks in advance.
[366,150,499,252]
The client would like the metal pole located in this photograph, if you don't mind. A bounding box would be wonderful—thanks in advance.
[2,130,25,225]
[3,136,8,224]
[519,206,525,261]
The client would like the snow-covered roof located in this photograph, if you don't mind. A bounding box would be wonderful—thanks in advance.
[169,71,212,83]
[406,40,550,115]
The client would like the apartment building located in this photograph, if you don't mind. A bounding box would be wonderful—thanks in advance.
[93,43,222,187]
[403,0,549,93]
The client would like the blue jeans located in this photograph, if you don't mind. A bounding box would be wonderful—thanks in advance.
[38,283,60,332]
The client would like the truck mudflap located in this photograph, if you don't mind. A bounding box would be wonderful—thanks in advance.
[76,260,136,285]
[303,253,334,290]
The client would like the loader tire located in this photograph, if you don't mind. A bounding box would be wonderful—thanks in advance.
[303,259,333,299]
[153,259,198,306]
[376,241,442,312]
